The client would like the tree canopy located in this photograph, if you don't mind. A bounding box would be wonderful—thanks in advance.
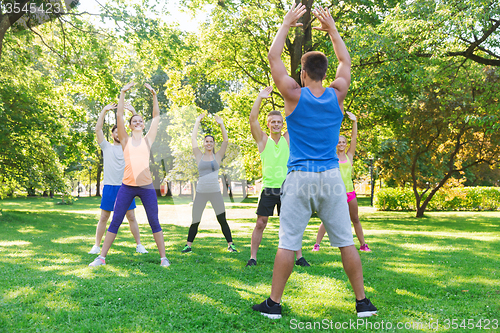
[1,0,499,216]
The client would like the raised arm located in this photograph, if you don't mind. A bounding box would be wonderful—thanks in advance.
[123,101,137,116]
[95,103,117,145]
[312,7,351,109]
[268,3,305,113]
[117,82,135,148]
[214,115,228,162]
[250,87,272,153]
[192,114,204,162]
[346,111,357,162]
[144,83,160,146]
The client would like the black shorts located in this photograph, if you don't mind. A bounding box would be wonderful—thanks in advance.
[256,188,281,217]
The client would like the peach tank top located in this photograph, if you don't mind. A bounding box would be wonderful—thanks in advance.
[123,137,152,187]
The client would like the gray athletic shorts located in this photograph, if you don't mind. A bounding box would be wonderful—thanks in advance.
[279,169,354,251]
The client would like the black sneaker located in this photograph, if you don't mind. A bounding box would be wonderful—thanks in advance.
[356,298,377,317]
[181,245,192,253]
[246,259,257,267]
[295,257,311,267]
[252,299,282,319]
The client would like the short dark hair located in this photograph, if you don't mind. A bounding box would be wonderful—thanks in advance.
[111,125,118,132]
[301,51,328,82]
[204,135,215,141]
[267,110,283,118]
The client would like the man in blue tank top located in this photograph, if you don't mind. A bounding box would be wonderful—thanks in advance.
[252,4,377,319]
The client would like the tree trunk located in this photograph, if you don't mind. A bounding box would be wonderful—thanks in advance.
[221,175,228,197]
[49,190,54,198]
[0,1,30,61]
[165,181,172,197]
[96,150,103,197]
[0,15,9,60]
[149,155,162,197]
[302,0,314,52]
[291,22,303,85]
[27,187,36,196]
[160,159,171,197]
[242,179,247,199]
[43,190,48,197]
[289,0,314,85]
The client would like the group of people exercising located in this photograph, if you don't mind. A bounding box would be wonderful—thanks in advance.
[87,4,377,318]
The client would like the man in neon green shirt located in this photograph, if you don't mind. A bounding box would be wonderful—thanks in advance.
[247,86,309,267]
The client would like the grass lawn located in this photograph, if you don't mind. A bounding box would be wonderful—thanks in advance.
[0,196,499,332]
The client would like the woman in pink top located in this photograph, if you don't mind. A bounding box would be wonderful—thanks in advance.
[89,82,170,267]
[313,112,371,252]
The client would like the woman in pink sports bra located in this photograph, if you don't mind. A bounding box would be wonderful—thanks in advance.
[313,111,371,252]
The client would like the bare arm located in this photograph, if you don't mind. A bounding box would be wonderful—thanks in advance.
[268,3,306,115]
[214,115,228,163]
[192,114,204,163]
[123,101,137,116]
[117,82,135,148]
[95,103,117,145]
[312,7,351,110]
[144,83,160,146]
[346,111,357,162]
[283,131,289,146]
[250,87,272,153]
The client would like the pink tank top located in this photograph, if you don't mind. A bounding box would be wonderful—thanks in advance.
[123,137,152,187]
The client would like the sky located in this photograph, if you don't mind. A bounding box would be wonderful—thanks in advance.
[75,0,208,32]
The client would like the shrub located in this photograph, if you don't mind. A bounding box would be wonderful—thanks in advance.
[57,194,77,205]
[375,187,500,211]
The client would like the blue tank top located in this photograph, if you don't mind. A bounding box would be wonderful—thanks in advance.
[286,87,344,173]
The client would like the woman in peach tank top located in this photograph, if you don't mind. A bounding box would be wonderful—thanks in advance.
[89,82,170,268]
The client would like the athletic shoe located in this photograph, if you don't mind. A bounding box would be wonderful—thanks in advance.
[136,244,148,254]
[360,244,372,252]
[161,258,171,267]
[228,244,238,253]
[313,244,320,251]
[246,259,257,267]
[252,299,282,319]
[89,256,106,267]
[356,298,377,317]
[88,245,100,254]
[181,245,192,253]
[295,257,311,267]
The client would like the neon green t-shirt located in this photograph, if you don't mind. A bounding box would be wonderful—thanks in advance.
[260,136,289,188]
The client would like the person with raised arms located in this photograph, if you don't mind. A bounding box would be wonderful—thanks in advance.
[180,113,237,253]
[246,86,309,268]
[313,111,372,252]
[252,4,377,318]
[89,101,148,255]
[89,82,169,267]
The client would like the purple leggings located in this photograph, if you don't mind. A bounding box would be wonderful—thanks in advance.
[108,183,162,234]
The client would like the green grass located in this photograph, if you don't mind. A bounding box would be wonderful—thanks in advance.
[0,197,499,332]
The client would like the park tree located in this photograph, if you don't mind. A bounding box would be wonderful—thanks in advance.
[0,0,81,60]
[0,1,133,196]
[0,36,85,196]
[362,0,500,216]
[377,66,500,217]
[175,0,404,185]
